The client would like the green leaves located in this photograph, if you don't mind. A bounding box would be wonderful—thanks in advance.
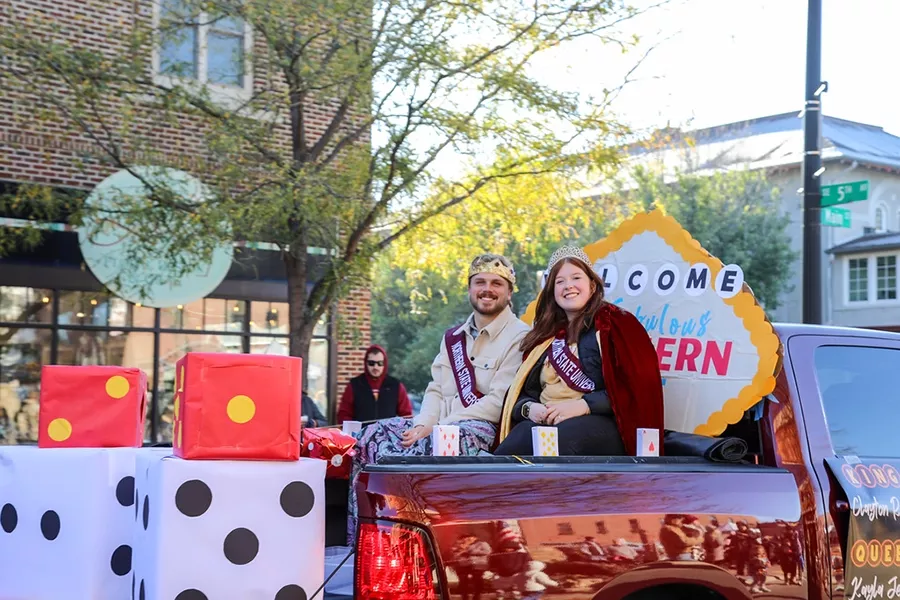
[0,0,657,362]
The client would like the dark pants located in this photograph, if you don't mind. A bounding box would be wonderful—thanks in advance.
[494,414,626,456]
[457,568,484,600]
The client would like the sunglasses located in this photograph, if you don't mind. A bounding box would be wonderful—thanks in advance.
[367,360,384,367]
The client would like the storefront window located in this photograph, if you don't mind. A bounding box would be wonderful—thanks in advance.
[0,327,53,443]
[57,291,154,328]
[0,287,53,323]
[203,298,247,333]
[0,291,334,445]
[160,298,207,331]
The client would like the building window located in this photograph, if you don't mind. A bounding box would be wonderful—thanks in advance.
[156,0,251,93]
[556,522,574,536]
[877,256,897,300]
[0,291,333,444]
[875,204,888,232]
[595,521,608,535]
[848,258,868,302]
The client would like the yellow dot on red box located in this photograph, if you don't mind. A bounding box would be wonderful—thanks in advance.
[174,394,180,420]
[105,375,130,399]
[227,395,256,424]
[47,418,72,442]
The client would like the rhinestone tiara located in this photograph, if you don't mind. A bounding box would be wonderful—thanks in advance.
[546,245,592,273]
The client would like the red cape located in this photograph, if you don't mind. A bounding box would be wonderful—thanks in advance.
[594,303,665,456]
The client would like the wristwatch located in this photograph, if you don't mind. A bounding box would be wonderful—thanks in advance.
[522,403,531,419]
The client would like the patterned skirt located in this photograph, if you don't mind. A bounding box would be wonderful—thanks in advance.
[347,416,498,544]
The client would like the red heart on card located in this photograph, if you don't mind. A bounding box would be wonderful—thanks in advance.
[443,433,447,440]
[649,442,655,451]
[451,433,456,440]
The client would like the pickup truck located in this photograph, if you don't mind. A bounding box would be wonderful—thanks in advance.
[349,323,899,600]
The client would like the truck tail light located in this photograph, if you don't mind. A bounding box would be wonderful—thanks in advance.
[355,520,441,600]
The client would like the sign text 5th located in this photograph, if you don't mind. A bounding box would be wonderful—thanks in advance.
[821,180,869,207]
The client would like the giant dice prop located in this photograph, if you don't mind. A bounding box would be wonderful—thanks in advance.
[172,353,302,460]
[132,452,325,599]
[0,446,168,599]
[38,365,147,448]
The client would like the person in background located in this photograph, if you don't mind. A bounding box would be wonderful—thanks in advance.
[337,345,412,424]
[302,390,328,427]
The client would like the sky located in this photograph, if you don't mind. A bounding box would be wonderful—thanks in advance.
[535,0,900,137]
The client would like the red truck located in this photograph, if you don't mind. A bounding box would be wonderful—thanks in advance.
[349,323,899,600]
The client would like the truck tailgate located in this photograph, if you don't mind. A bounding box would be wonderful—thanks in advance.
[357,457,803,599]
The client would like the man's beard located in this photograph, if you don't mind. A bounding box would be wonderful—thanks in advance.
[470,291,510,316]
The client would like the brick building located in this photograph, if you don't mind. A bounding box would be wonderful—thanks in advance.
[0,0,371,444]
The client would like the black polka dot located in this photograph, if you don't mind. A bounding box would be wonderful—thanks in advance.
[0,503,17,533]
[142,495,149,530]
[174,590,208,600]
[139,580,145,600]
[41,510,60,540]
[134,488,139,521]
[223,527,259,565]
[275,584,307,600]
[175,480,212,517]
[132,573,135,600]
[116,476,135,507]
[110,544,132,576]
[280,482,314,518]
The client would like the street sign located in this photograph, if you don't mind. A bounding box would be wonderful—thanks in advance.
[822,206,851,228]
[821,180,869,207]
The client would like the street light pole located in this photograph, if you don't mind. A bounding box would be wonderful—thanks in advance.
[802,0,824,324]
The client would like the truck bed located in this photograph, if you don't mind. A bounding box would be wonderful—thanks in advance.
[369,454,776,473]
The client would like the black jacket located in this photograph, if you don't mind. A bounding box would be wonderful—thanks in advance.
[511,326,612,423]
[302,393,328,427]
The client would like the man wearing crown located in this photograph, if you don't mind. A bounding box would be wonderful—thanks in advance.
[347,253,530,541]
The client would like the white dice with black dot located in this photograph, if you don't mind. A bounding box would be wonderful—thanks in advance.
[132,453,325,600]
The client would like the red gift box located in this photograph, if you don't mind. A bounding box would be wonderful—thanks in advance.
[172,353,302,460]
[300,427,357,478]
[37,365,147,448]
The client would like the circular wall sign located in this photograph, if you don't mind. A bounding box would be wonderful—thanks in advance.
[78,167,234,308]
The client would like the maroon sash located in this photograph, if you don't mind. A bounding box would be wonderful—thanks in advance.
[444,325,484,407]
[549,334,595,393]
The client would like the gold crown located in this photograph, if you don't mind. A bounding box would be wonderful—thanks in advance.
[546,245,592,273]
[468,254,516,288]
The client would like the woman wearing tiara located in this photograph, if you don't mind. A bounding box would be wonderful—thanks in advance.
[495,246,665,456]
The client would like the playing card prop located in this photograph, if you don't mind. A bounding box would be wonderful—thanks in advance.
[0,446,168,599]
[531,427,559,457]
[826,458,900,592]
[132,452,325,600]
[523,209,782,436]
[173,353,302,460]
[637,428,659,457]
[300,427,357,479]
[38,366,147,448]
[432,425,460,456]
[342,420,362,438]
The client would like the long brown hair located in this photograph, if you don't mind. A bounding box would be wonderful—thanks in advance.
[520,257,606,356]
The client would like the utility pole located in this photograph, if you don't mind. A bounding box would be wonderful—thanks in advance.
[802,0,824,324]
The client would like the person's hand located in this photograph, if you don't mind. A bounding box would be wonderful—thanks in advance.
[526,402,549,424]
[401,424,433,447]
[545,400,589,425]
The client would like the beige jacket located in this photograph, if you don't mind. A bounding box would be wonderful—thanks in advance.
[414,306,530,427]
